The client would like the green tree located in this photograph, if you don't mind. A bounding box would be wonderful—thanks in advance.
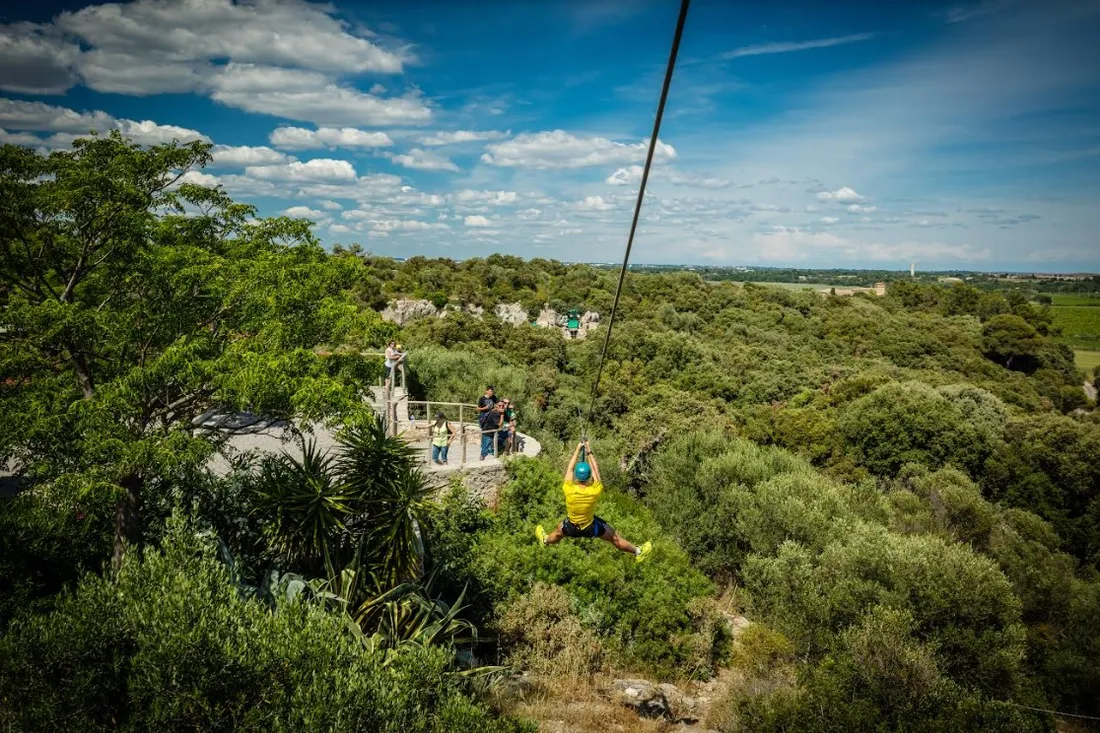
[0,133,387,565]
[982,314,1043,372]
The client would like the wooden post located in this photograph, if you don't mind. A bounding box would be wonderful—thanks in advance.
[493,426,499,458]
[459,404,466,464]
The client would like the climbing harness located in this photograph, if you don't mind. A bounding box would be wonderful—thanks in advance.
[584,0,691,434]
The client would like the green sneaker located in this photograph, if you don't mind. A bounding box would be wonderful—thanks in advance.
[635,541,652,563]
[535,524,547,545]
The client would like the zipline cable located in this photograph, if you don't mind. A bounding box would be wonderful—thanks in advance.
[585,0,691,431]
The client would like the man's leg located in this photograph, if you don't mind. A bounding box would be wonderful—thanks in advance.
[537,520,567,545]
[598,522,637,554]
[480,432,492,459]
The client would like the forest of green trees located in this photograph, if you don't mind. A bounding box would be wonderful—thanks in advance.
[2,136,1098,732]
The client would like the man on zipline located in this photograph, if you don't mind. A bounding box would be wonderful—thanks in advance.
[536,440,652,562]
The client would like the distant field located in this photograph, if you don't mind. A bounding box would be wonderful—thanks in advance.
[1050,302,1100,349]
[1074,350,1100,378]
[1051,293,1100,307]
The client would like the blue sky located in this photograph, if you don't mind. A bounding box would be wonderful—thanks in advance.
[2,0,1098,271]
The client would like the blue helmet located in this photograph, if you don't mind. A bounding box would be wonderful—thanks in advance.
[573,461,592,482]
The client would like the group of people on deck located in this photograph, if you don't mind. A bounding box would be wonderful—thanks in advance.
[426,385,519,465]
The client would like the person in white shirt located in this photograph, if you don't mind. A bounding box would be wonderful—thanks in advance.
[384,340,405,389]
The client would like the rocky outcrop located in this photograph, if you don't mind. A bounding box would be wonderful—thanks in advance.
[611,679,670,718]
[536,307,565,328]
[494,302,529,325]
[581,310,600,325]
[423,463,509,506]
[381,299,438,325]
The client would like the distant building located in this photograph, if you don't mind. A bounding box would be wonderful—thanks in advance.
[938,276,963,283]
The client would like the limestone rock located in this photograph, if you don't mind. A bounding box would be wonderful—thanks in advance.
[380,299,437,325]
[658,682,698,722]
[581,310,600,324]
[536,307,564,328]
[611,678,669,718]
[463,303,485,319]
[727,614,752,639]
[494,302,529,325]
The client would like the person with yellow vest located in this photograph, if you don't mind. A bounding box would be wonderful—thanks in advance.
[536,440,652,561]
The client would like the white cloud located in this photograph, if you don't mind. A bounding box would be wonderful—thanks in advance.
[816,186,865,202]
[861,241,991,261]
[752,226,848,261]
[419,130,509,146]
[820,216,840,224]
[576,195,614,211]
[847,204,877,213]
[283,206,324,219]
[209,64,431,127]
[369,219,449,231]
[721,33,876,60]
[0,128,46,146]
[0,23,81,94]
[210,145,289,167]
[606,164,729,188]
[464,215,492,227]
[453,189,518,205]
[367,230,389,238]
[329,223,351,234]
[245,158,357,183]
[269,125,393,150]
[517,208,542,219]
[319,199,343,210]
[385,148,459,172]
[482,130,676,169]
[177,170,219,187]
[119,119,210,145]
[0,98,114,133]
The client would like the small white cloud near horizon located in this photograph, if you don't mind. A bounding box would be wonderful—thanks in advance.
[576,195,613,211]
[817,186,865,203]
[847,204,877,214]
[464,214,492,227]
[821,216,840,224]
[283,205,325,219]
[386,148,460,172]
[419,129,509,146]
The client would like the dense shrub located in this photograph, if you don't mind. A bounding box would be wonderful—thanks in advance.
[429,458,724,679]
[840,381,992,476]
[0,517,531,733]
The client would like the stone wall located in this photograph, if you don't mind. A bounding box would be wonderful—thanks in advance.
[423,463,510,507]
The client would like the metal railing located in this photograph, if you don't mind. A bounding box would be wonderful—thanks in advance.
[387,398,517,464]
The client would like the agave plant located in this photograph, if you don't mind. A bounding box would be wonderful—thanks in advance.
[253,435,350,574]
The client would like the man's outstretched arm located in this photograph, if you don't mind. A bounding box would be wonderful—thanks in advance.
[584,440,601,483]
[564,441,582,483]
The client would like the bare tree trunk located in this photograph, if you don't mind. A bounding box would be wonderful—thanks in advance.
[112,472,144,571]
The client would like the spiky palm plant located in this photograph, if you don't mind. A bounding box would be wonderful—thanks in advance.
[255,436,349,574]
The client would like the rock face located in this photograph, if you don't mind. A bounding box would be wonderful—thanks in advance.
[381,299,438,325]
[423,463,509,506]
[494,302,529,325]
[582,311,600,325]
[536,307,565,328]
[610,679,670,719]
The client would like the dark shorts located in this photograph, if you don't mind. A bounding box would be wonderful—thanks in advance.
[561,516,609,539]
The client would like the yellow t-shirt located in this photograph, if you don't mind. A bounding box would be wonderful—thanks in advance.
[563,480,603,530]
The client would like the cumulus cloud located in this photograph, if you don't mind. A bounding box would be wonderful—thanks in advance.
[517,208,542,219]
[482,130,676,169]
[283,206,325,219]
[319,199,343,210]
[369,219,449,231]
[210,144,288,167]
[329,223,351,234]
[820,216,840,224]
[464,215,492,227]
[177,170,219,187]
[0,98,209,149]
[419,129,508,146]
[453,189,518,205]
[209,64,431,127]
[0,0,412,98]
[575,195,614,211]
[606,164,729,188]
[245,158,357,183]
[269,125,393,150]
[0,97,114,133]
[847,204,877,214]
[0,128,47,146]
[0,23,81,94]
[384,148,459,172]
[816,186,865,202]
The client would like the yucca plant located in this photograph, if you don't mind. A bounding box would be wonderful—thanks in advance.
[254,436,350,574]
